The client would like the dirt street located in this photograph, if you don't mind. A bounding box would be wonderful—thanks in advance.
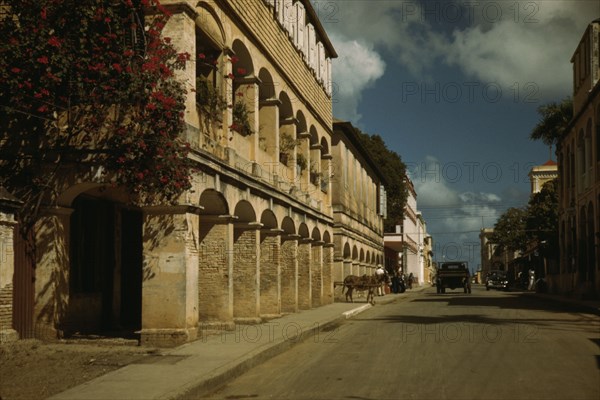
[0,339,159,400]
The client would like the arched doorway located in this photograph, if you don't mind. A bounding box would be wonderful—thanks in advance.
[68,187,142,337]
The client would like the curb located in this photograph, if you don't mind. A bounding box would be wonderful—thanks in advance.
[342,304,372,318]
[177,306,372,399]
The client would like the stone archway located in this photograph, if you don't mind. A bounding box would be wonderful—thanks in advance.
[66,186,142,338]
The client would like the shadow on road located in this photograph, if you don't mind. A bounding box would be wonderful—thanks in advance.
[352,290,600,336]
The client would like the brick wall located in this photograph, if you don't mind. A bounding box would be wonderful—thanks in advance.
[259,233,280,316]
[297,241,311,309]
[0,283,12,335]
[280,238,298,313]
[311,245,322,307]
[199,222,230,321]
[322,246,333,304]
[233,228,259,319]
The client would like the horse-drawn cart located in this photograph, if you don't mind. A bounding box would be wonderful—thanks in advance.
[335,274,384,305]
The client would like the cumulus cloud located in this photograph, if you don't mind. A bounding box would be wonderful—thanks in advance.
[330,33,386,122]
[324,0,599,100]
[445,0,596,96]
[409,156,504,262]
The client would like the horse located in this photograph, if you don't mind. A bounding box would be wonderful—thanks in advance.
[342,274,380,304]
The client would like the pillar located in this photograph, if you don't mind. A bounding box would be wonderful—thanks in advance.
[311,241,324,307]
[323,244,335,304]
[0,193,20,343]
[140,205,201,347]
[297,238,312,310]
[33,207,72,340]
[260,229,282,318]
[281,234,299,313]
[233,222,261,323]
[198,215,234,327]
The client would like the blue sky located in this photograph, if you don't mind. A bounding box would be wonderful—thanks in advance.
[315,0,600,268]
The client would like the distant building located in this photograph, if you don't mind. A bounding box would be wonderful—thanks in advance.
[331,120,387,285]
[384,177,430,285]
[529,160,558,193]
[555,19,600,297]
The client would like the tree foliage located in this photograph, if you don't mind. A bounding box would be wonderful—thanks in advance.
[526,178,559,257]
[0,0,192,234]
[356,130,408,232]
[492,179,558,257]
[491,207,528,253]
[530,97,573,147]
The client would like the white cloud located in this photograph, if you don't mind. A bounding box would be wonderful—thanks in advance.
[330,34,386,122]
[324,0,599,101]
[445,1,596,96]
[410,156,504,262]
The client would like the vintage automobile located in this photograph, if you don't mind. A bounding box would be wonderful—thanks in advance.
[436,261,471,294]
[485,270,510,291]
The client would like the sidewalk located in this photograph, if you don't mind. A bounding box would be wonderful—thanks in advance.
[48,291,414,400]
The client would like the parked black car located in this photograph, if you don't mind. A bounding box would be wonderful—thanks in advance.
[485,270,510,291]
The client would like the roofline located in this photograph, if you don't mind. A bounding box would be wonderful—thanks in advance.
[303,0,338,58]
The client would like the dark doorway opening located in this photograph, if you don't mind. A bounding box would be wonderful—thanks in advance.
[69,195,142,339]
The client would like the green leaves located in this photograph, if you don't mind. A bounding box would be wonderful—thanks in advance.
[530,97,573,146]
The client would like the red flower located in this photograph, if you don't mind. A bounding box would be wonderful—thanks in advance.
[236,68,246,76]
[47,36,61,47]
[230,56,239,64]
[37,56,49,64]
[112,63,122,73]
[11,67,21,73]
[198,53,206,59]
[41,8,47,20]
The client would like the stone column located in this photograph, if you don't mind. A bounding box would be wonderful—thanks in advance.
[259,98,280,160]
[297,238,313,309]
[233,222,262,323]
[140,205,202,347]
[260,228,282,319]
[311,241,324,308]
[322,243,335,305]
[352,261,360,276]
[343,259,353,278]
[281,234,299,313]
[0,190,20,343]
